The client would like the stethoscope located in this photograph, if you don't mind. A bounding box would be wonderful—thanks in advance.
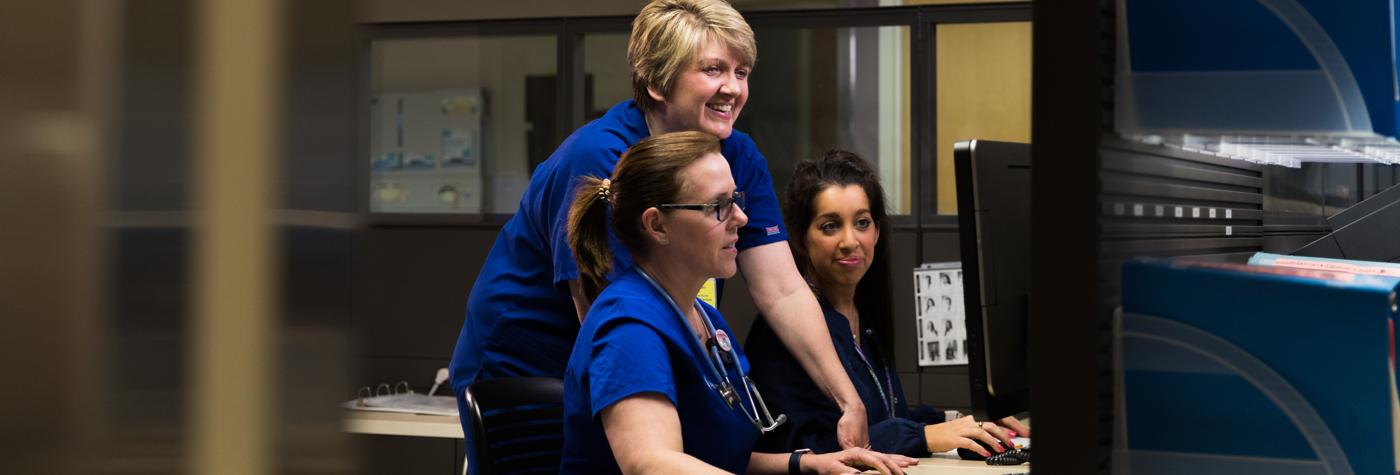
[636,267,787,434]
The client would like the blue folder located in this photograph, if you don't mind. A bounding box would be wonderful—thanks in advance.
[1118,258,1399,474]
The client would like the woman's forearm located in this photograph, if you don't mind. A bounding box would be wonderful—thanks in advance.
[739,243,869,449]
[603,394,731,475]
[745,452,789,474]
[739,243,865,411]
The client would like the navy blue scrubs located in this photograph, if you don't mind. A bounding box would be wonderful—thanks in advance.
[746,296,946,456]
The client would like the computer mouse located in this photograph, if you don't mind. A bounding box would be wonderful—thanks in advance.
[958,440,1030,465]
[956,439,1008,461]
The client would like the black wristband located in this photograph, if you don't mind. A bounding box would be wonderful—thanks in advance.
[789,448,811,475]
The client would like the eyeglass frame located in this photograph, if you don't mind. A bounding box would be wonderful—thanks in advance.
[656,191,746,222]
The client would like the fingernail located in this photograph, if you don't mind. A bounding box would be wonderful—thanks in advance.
[1008,431,1017,438]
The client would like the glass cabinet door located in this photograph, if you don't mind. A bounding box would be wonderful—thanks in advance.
[368,35,556,215]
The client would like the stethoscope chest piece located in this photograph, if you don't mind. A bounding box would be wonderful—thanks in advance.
[715,329,733,352]
[718,381,740,408]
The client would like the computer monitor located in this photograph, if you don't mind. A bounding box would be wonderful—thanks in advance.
[1292,181,1400,263]
[953,139,1031,420]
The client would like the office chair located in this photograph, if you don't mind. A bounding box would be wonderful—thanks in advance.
[463,376,566,475]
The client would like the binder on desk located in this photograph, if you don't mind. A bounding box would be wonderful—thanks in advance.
[345,371,458,417]
[344,383,457,417]
[1116,258,1400,474]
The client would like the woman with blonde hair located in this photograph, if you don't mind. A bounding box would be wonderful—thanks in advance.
[450,0,873,453]
[560,132,913,474]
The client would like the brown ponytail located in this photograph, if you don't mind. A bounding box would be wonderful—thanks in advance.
[566,131,721,301]
[567,176,616,301]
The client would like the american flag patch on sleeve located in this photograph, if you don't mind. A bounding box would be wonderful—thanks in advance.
[765,225,780,236]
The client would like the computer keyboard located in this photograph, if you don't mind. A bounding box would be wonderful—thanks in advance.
[984,447,1030,465]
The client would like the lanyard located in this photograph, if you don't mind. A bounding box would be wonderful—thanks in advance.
[850,331,896,420]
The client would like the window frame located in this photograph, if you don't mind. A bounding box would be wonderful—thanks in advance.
[355,3,1032,232]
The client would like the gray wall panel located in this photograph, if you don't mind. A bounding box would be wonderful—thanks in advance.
[357,227,499,360]
[898,372,921,412]
[919,370,971,413]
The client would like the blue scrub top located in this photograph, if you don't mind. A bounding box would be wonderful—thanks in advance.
[448,99,787,401]
[561,268,761,474]
[746,296,946,456]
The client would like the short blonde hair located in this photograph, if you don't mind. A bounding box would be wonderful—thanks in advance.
[628,0,757,114]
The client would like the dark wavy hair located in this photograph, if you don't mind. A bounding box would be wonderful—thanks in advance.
[782,149,894,361]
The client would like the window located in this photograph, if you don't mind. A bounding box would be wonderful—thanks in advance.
[739,25,914,215]
[360,4,1032,222]
[582,32,631,120]
[368,35,556,215]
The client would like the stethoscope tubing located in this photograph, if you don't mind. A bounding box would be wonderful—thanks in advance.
[636,268,768,430]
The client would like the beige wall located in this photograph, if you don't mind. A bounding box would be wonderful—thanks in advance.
[934,21,1032,215]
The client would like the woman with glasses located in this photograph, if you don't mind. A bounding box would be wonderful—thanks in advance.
[560,132,914,474]
[449,0,874,452]
[745,151,1032,459]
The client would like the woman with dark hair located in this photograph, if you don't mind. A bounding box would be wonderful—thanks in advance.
[559,133,913,474]
[746,150,1030,458]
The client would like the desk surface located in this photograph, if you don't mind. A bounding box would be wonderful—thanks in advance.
[905,455,1029,474]
[342,412,1028,473]
[343,410,463,439]
[861,454,1028,474]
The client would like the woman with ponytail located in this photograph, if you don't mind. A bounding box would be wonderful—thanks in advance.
[559,132,914,474]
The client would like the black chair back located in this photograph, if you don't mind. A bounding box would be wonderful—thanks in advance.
[464,376,566,475]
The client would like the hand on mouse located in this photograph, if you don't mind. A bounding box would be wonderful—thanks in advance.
[923,415,1007,456]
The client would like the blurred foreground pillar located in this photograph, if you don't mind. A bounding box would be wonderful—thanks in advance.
[190,0,283,474]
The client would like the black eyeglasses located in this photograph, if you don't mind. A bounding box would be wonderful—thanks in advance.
[657,191,746,222]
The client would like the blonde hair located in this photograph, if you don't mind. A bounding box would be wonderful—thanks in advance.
[567,131,721,300]
[628,0,757,114]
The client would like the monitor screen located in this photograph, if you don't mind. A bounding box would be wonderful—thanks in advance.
[953,139,1031,420]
